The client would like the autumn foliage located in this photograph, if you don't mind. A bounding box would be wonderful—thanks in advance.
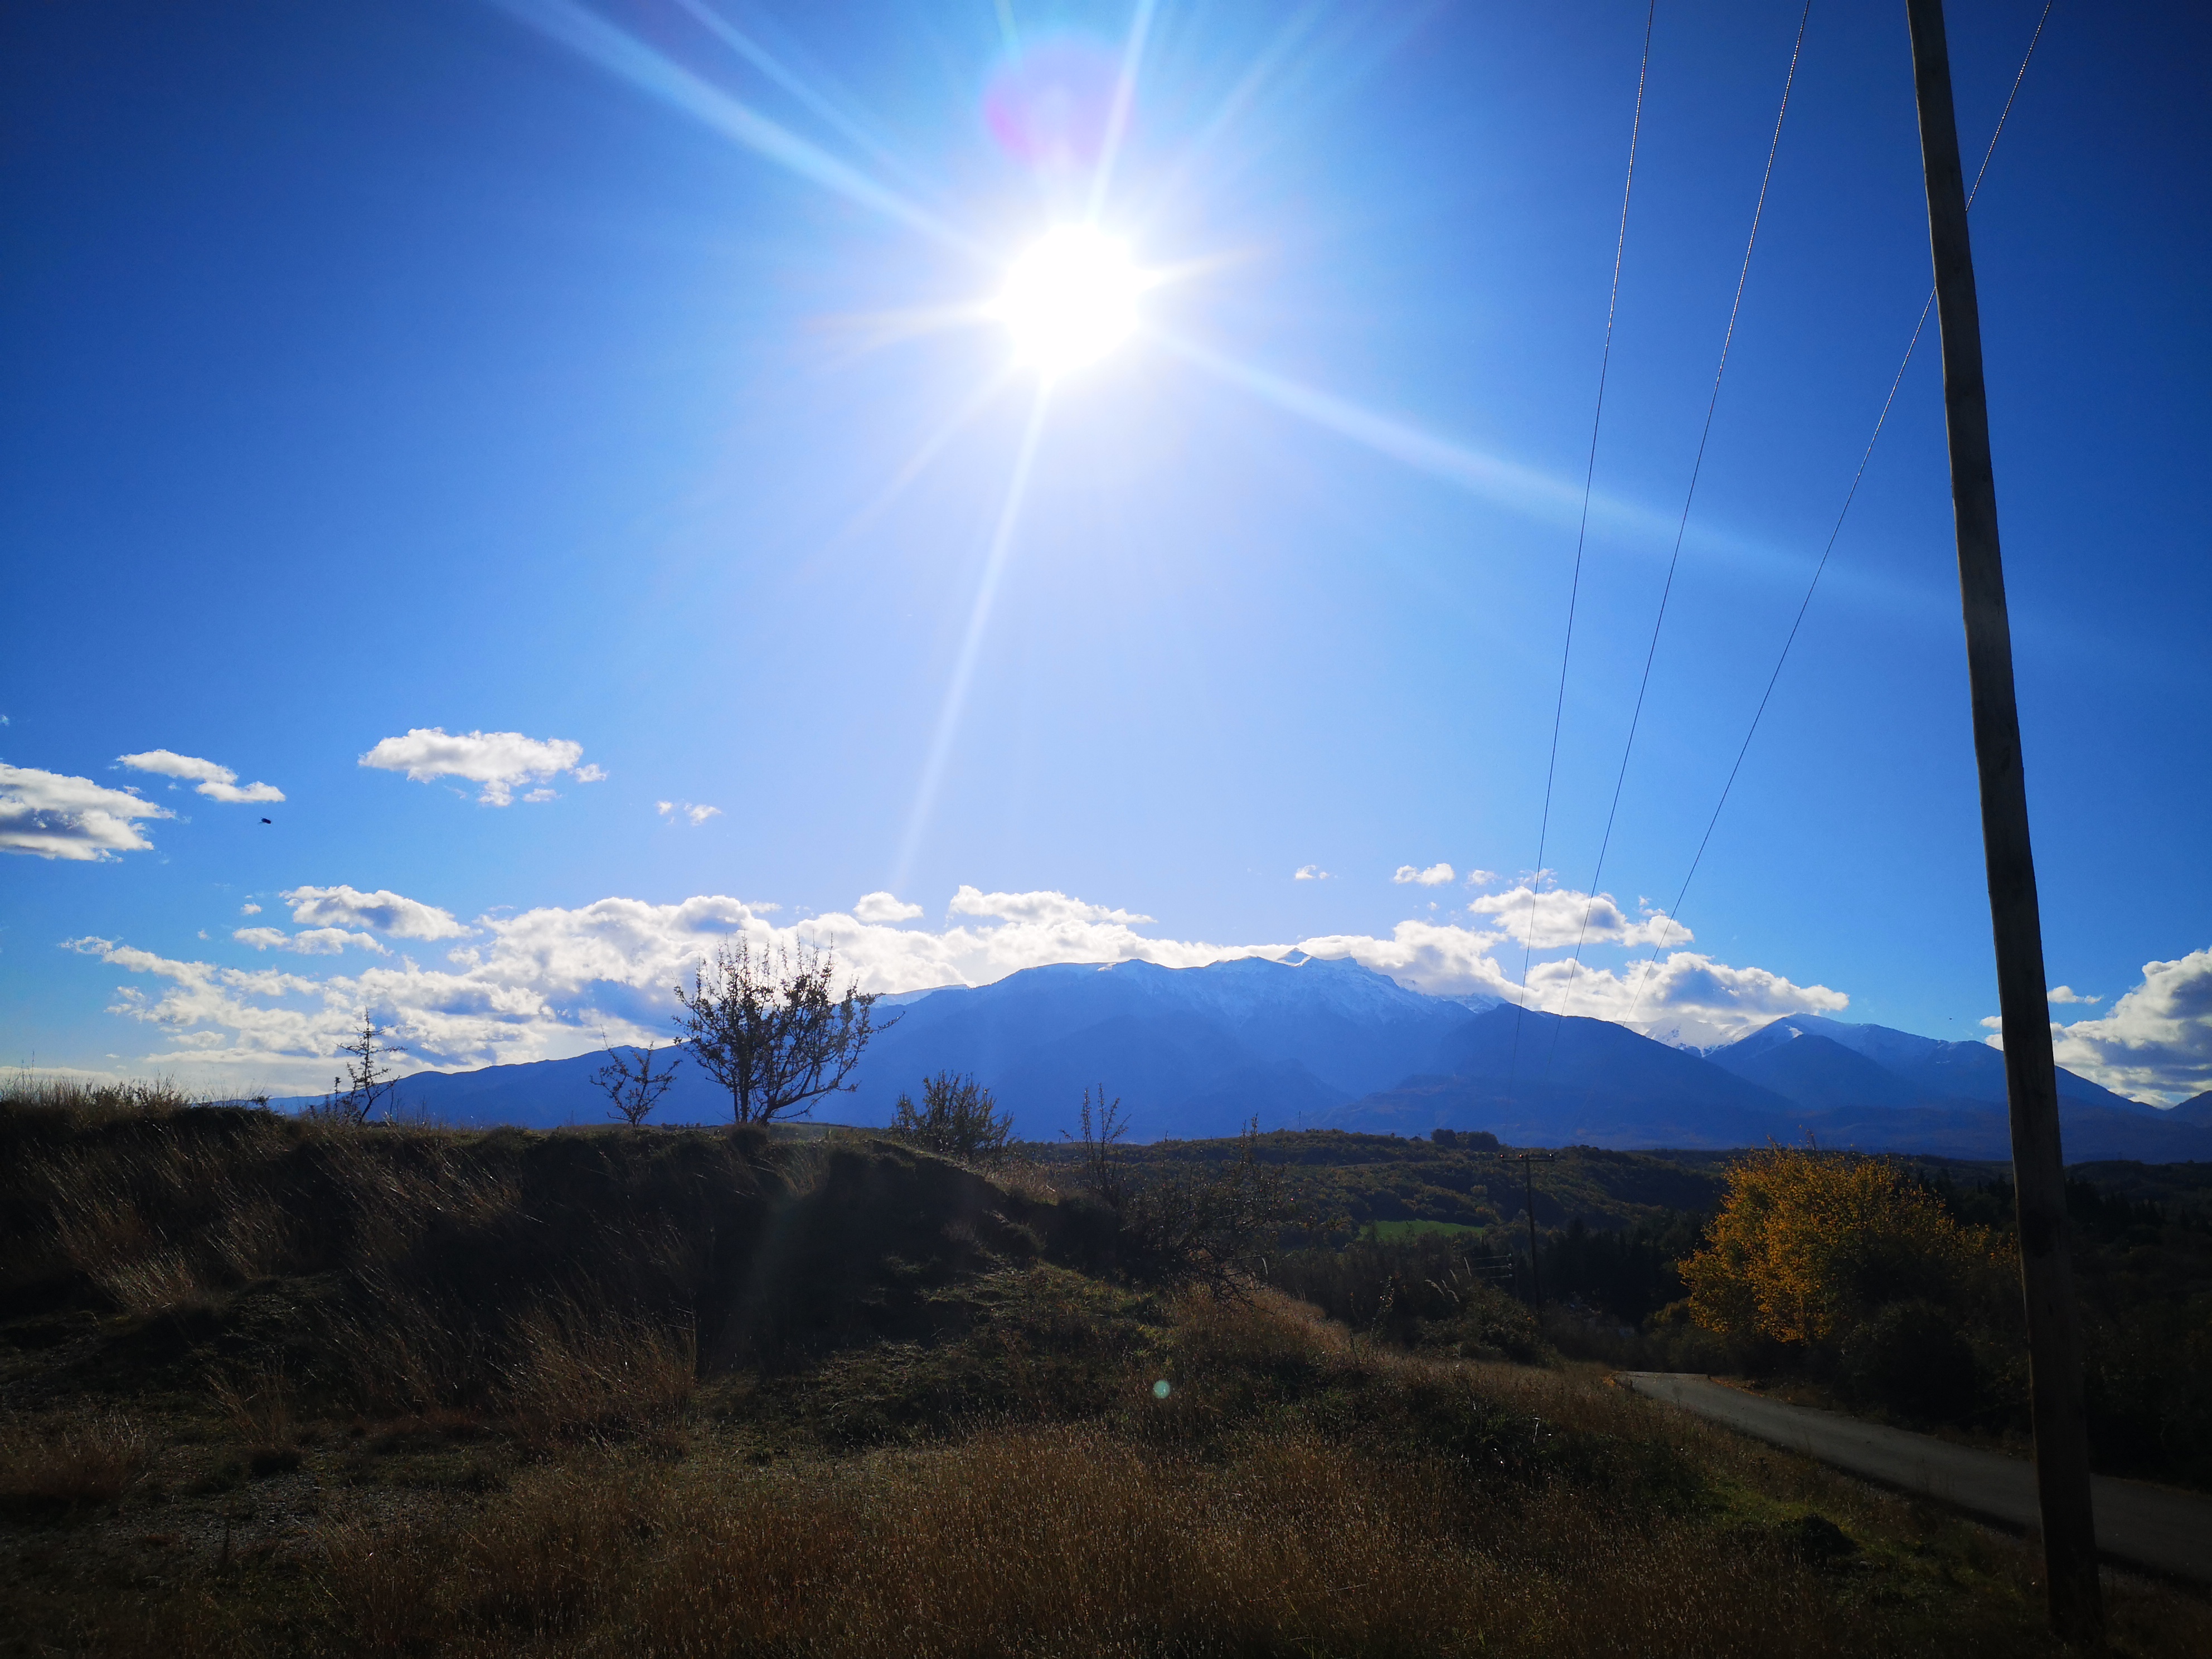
[1681,1146,2009,1348]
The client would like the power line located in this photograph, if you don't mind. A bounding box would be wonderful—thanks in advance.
[1622,0,2055,1027]
[1540,0,1814,1074]
[1503,0,1657,1094]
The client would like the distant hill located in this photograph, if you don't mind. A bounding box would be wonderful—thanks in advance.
[1722,1013,2165,1119]
[347,954,1477,1141]
[315,958,2212,1162]
[1710,1026,1937,1112]
[839,953,1476,1139]
[1321,1006,1796,1148]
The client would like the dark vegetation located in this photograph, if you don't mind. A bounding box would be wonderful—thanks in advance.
[674,938,884,1124]
[1029,1129,2212,1486]
[889,1070,1014,1166]
[1,1076,2206,1656]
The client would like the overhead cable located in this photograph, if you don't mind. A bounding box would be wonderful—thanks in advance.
[1502,0,1659,1098]
[1621,0,2056,1026]
[1539,0,1815,1077]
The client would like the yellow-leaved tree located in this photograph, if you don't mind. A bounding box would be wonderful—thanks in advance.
[1680,1146,2007,1348]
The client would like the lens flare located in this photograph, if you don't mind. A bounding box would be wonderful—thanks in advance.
[982,36,1120,169]
[997,226,1138,374]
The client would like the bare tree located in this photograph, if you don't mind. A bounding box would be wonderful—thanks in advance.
[672,939,888,1126]
[322,1015,405,1124]
[591,1035,681,1126]
[1064,1084,1129,1212]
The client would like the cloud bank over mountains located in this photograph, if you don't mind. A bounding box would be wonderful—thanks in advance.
[2041,949,2212,1103]
[1464,884,1686,951]
[61,877,1862,1089]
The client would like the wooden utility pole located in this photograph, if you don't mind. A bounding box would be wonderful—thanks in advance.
[1499,1152,1554,1306]
[1903,0,2100,1638]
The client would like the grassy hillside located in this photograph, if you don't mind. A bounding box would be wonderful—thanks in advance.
[1,1084,2205,1656]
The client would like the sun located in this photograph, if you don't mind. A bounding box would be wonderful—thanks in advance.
[996,225,1138,375]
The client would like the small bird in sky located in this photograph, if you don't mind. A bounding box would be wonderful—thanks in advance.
[260,817,271,824]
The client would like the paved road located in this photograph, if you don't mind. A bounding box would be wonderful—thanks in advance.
[1617,1371,2212,1584]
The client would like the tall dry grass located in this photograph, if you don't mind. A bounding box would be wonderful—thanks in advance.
[0,1410,151,1512]
[311,1415,2039,1659]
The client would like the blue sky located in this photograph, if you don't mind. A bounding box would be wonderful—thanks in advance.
[3,0,2206,1102]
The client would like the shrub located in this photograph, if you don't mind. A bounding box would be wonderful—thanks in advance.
[1680,1146,2005,1348]
[890,1071,1013,1165]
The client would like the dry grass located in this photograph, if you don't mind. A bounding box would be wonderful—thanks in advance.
[501,1299,697,1445]
[209,1362,298,1473]
[305,1417,2059,1659]
[1,1071,201,1123]
[6,1096,2208,1658]
[0,1410,150,1512]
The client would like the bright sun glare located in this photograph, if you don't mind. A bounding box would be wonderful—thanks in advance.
[996,225,1138,375]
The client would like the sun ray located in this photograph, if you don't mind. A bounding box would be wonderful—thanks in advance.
[1086,0,1160,223]
[1157,331,1826,583]
[806,300,1001,368]
[1129,0,1330,235]
[809,368,1022,568]
[892,385,1053,892]
[668,0,936,198]
[1157,331,1585,526]
[487,0,987,260]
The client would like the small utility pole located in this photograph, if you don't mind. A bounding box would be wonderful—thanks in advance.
[1498,1152,1554,1307]
[1903,0,2099,1638]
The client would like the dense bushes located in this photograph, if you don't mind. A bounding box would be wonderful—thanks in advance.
[1667,1144,2212,1486]
[1539,1213,1699,1325]
[1681,1147,2010,1350]
[1267,1231,1547,1363]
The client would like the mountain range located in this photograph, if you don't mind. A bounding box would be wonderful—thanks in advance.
[340,954,2210,1162]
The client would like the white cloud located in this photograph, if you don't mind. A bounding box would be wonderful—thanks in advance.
[241,902,262,916]
[852,891,924,924]
[1393,862,1455,887]
[282,884,468,941]
[357,728,595,807]
[657,800,721,826]
[2030,948,2212,1104]
[947,886,1153,926]
[1463,869,1499,888]
[1464,884,1687,951]
[1293,865,1331,881]
[67,884,1852,1089]
[234,926,385,956]
[1294,920,1842,1046]
[573,764,607,784]
[2046,985,2101,1006]
[117,749,284,804]
[0,764,172,860]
